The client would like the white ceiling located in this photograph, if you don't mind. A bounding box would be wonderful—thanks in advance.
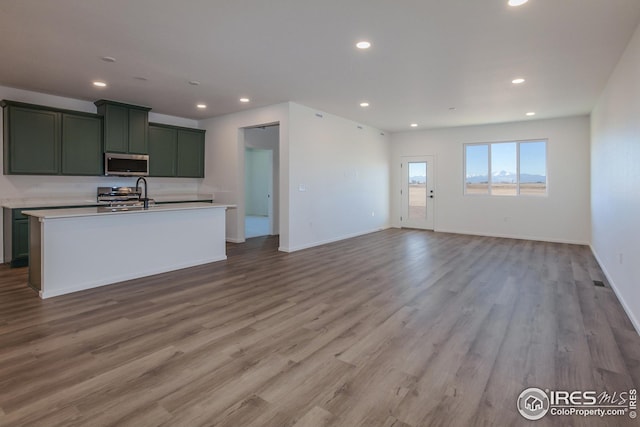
[1,0,639,132]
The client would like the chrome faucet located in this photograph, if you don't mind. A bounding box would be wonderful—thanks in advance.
[136,176,149,209]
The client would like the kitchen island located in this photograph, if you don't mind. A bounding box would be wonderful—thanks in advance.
[24,202,233,298]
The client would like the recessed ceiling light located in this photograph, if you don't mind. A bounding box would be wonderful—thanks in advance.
[101,56,116,63]
[410,123,418,128]
[239,98,250,103]
[196,104,207,109]
[360,102,370,107]
[356,41,371,49]
[508,0,529,6]
[133,76,148,81]
[449,107,456,111]
[526,111,536,116]
[93,81,107,87]
[512,78,525,84]
[189,80,201,86]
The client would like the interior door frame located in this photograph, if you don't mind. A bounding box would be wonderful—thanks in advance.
[400,155,436,230]
[266,149,274,235]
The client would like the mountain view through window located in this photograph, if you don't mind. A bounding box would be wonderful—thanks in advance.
[465,140,547,196]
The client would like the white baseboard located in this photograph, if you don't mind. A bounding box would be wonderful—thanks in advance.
[433,228,590,246]
[590,246,640,335]
[284,226,390,253]
[226,237,244,244]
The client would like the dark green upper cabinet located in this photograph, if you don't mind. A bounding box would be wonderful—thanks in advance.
[2,102,60,175]
[61,113,103,175]
[100,103,127,153]
[128,108,149,154]
[3,99,201,178]
[2,100,105,176]
[95,100,150,154]
[177,129,205,178]
[148,124,177,177]
[149,123,205,178]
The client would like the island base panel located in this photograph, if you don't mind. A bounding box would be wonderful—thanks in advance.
[34,207,227,298]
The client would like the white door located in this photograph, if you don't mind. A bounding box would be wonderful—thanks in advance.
[401,156,435,230]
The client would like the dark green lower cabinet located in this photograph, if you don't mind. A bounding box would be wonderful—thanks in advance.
[12,219,29,267]
[3,208,30,268]
[4,206,98,267]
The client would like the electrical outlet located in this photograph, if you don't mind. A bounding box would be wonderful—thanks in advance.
[371,211,375,217]
[619,253,624,264]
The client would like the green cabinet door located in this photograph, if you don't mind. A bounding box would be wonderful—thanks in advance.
[101,103,128,153]
[148,125,177,177]
[128,108,148,154]
[3,105,60,174]
[13,218,29,262]
[177,129,205,178]
[61,113,103,175]
[103,104,129,153]
[95,100,150,154]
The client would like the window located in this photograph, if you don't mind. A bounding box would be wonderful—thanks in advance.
[464,140,547,196]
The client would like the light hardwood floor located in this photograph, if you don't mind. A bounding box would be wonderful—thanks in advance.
[0,229,638,426]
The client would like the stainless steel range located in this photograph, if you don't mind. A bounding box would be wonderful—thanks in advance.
[96,186,155,211]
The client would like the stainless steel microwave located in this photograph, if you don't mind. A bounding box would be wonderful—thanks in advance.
[104,153,149,176]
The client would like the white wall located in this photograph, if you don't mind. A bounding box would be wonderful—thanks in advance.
[287,103,390,251]
[591,22,640,332]
[199,103,290,246]
[0,85,202,261]
[391,116,591,244]
[200,102,390,252]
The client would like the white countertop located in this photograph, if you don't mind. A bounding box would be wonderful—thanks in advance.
[1,193,214,209]
[23,202,235,220]
[1,198,100,209]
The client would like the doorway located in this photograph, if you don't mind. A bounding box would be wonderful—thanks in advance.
[243,125,279,239]
[245,148,273,238]
[400,156,435,230]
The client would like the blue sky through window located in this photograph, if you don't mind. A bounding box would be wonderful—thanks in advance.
[409,162,426,177]
[466,141,546,178]
[520,141,546,176]
[466,145,488,177]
